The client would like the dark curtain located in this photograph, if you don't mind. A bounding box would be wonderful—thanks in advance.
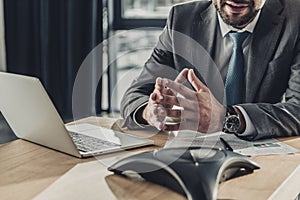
[3,0,103,121]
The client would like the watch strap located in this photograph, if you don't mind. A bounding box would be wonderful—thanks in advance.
[226,105,236,116]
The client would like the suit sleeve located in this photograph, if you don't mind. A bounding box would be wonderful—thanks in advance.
[240,35,300,141]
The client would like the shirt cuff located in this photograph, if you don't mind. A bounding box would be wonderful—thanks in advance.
[236,106,255,136]
[133,102,150,128]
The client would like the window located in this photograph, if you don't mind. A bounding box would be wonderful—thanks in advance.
[106,0,192,111]
[123,0,190,19]
[112,0,192,29]
[109,29,162,111]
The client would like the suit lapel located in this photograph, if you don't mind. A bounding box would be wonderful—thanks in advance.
[245,0,285,102]
[194,4,218,58]
[191,4,227,101]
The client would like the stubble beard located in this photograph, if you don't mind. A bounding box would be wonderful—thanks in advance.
[213,0,260,28]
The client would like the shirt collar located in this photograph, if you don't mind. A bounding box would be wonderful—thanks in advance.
[218,0,266,37]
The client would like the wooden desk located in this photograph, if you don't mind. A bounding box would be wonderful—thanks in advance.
[0,117,299,200]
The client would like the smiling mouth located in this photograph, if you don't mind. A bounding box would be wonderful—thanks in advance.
[224,1,249,13]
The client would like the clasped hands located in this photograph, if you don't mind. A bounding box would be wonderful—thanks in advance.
[142,68,226,133]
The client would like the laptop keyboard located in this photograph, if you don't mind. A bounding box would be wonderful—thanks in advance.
[69,132,120,152]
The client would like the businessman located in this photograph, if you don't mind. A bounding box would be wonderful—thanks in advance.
[120,0,300,140]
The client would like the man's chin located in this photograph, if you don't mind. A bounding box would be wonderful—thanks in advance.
[228,18,248,27]
[221,12,256,28]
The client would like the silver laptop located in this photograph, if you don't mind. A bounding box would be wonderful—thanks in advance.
[0,72,154,158]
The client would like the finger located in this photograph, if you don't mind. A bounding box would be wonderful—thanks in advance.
[150,93,158,103]
[156,94,180,107]
[160,78,196,99]
[156,68,189,86]
[157,106,167,121]
[155,77,165,92]
[155,94,174,109]
[155,85,175,97]
[150,118,164,130]
[174,68,189,83]
[156,69,189,97]
[153,115,166,130]
[155,78,176,99]
[156,94,202,112]
[148,104,166,130]
[152,104,166,116]
[162,87,175,96]
[187,69,208,92]
[151,91,170,105]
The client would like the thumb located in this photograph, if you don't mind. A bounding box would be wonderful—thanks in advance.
[188,69,207,92]
[175,68,189,83]
[150,92,157,102]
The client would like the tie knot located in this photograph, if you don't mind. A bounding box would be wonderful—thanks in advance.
[229,31,249,48]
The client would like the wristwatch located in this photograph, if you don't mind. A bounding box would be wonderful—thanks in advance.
[222,106,241,134]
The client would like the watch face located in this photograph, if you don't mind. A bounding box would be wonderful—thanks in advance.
[224,115,240,133]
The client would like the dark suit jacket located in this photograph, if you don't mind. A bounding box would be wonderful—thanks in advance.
[120,0,300,140]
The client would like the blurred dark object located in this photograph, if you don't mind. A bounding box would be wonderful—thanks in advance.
[108,147,260,200]
[0,112,17,144]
